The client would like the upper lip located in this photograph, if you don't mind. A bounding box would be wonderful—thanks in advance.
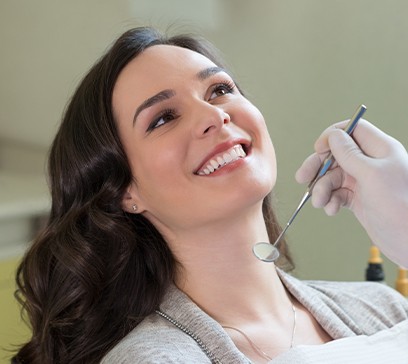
[194,138,251,174]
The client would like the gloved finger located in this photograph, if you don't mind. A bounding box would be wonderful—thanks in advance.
[310,167,344,208]
[316,119,398,159]
[313,120,349,154]
[326,129,371,179]
[323,188,354,216]
[295,152,329,184]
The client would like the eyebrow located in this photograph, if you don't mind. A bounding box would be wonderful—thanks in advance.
[132,66,227,125]
[133,89,175,125]
[196,66,226,80]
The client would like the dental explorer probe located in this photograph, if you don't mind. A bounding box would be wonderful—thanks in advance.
[253,104,367,263]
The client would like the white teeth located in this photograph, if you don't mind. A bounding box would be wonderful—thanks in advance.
[197,144,247,176]
[223,152,232,163]
[210,160,218,169]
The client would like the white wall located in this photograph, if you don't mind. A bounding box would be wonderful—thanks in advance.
[1,0,407,284]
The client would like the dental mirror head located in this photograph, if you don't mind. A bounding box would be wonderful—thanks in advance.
[252,242,280,262]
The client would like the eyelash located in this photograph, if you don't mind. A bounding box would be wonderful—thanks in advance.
[147,108,178,132]
[147,80,236,132]
[210,81,236,99]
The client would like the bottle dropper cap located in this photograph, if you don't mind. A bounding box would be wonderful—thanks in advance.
[368,246,383,264]
[395,268,408,297]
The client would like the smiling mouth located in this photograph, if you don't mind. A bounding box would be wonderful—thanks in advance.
[196,144,247,176]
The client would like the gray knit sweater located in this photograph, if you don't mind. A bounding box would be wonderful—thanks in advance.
[101,270,408,363]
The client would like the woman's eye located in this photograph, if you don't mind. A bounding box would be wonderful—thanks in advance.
[147,109,177,132]
[209,82,235,100]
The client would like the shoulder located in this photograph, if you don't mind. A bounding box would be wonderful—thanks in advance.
[102,284,247,364]
[101,313,211,364]
[305,279,408,313]
[304,279,408,330]
[278,269,408,336]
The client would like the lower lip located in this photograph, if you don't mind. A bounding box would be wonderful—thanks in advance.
[196,156,247,177]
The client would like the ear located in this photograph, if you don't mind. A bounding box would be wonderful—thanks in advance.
[121,182,145,214]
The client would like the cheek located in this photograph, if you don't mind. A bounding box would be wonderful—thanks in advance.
[240,103,276,155]
[236,100,268,132]
[245,105,277,184]
[130,140,189,205]
[134,146,178,187]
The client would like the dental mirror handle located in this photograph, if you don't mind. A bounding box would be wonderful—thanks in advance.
[253,104,367,263]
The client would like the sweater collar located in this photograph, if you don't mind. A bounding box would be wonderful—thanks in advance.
[157,268,358,363]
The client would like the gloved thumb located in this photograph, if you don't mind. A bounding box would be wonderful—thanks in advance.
[328,129,370,179]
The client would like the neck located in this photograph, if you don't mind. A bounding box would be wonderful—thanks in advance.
[168,204,292,326]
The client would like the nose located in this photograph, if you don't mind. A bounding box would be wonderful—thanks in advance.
[193,103,230,138]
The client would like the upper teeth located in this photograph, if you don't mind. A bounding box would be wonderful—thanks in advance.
[197,144,246,175]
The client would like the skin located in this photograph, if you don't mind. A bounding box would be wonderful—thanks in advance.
[113,45,331,363]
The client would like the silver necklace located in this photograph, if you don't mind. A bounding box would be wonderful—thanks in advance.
[222,302,297,361]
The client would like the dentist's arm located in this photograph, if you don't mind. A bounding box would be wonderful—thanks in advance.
[296,119,408,267]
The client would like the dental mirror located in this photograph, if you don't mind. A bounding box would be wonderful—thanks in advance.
[252,104,367,263]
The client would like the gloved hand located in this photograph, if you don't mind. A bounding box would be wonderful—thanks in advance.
[296,119,408,267]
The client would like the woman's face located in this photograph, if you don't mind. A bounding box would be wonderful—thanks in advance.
[113,44,276,237]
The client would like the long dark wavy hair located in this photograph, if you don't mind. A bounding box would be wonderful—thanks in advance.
[12,26,293,364]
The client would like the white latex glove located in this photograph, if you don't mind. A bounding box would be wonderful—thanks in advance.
[296,119,408,267]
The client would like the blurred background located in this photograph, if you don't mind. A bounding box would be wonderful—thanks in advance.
[1,0,407,361]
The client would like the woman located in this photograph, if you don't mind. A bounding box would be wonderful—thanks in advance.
[13,27,408,364]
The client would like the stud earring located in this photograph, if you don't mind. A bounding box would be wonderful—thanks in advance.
[132,204,138,212]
